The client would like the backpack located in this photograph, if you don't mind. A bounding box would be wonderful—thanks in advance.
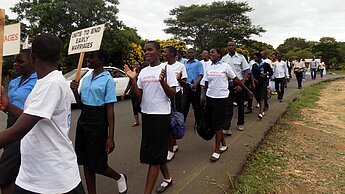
[170,110,186,139]
[165,65,186,139]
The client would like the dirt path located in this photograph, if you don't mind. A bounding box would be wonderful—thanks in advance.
[276,79,345,193]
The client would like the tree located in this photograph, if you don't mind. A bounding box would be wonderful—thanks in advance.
[312,37,341,68]
[10,0,142,72]
[276,37,311,54]
[241,40,275,58]
[164,1,265,51]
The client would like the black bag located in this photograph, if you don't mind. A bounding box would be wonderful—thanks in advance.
[196,106,215,141]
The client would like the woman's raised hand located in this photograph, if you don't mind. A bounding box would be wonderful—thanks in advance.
[124,64,137,79]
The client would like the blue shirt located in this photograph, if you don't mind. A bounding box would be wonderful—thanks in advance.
[8,72,37,110]
[184,59,204,84]
[80,71,117,106]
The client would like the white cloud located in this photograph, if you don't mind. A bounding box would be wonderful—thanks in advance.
[3,0,345,48]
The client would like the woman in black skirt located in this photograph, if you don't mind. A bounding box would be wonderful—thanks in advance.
[124,41,178,194]
[204,48,252,162]
[251,51,273,119]
[0,49,37,194]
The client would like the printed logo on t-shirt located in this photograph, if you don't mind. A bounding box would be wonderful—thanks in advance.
[142,75,159,83]
[208,71,222,77]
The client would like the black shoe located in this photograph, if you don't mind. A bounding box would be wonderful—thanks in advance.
[258,113,263,119]
[156,179,173,193]
[245,109,252,114]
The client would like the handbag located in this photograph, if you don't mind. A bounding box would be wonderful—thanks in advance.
[196,106,215,141]
[165,65,186,139]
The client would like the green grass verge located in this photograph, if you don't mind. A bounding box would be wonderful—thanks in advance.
[327,69,345,74]
[229,80,330,193]
[287,81,327,120]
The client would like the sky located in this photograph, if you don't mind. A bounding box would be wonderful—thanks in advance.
[2,0,345,48]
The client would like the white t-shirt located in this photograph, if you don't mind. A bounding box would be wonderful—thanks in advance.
[204,62,236,98]
[17,70,80,193]
[138,63,178,114]
[221,52,249,80]
[200,59,212,86]
[165,61,187,93]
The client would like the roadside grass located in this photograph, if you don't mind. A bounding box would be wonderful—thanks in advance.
[327,68,345,75]
[227,81,329,193]
[287,81,327,120]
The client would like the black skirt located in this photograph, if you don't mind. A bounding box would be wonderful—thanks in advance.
[75,105,109,173]
[140,113,170,165]
[0,115,20,185]
[205,97,229,131]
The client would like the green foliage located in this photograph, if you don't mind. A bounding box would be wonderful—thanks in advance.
[277,36,345,68]
[241,40,275,58]
[9,0,142,73]
[277,37,312,54]
[286,49,314,59]
[312,37,342,69]
[164,1,265,51]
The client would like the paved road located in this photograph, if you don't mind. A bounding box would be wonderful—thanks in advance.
[0,74,343,194]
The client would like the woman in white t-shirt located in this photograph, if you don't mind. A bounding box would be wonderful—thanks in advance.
[163,46,188,162]
[204,48,253,162]
[124,41,178,194]
[319,59,326,78]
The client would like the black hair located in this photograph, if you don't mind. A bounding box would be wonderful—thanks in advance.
[94,48,109,65]
[20,48,31,56]
[215,48,222,57]
[165,46,177,57]
[146,41,160,51]
[188,48,195,52]
[254,51,262,58]
[31,33,62,63]
[177,50,183,56]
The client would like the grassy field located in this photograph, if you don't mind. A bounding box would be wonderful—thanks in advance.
[227,78,345,193]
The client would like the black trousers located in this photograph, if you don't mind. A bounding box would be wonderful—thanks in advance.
[274,77,286,100]
[182,85,201,127]
[226,83,245,129]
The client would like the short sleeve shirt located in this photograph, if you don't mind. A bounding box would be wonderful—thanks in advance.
[200,59,212,86]
[221,53,249,80]
[8,73,37,110]
[184,59,204,84]
[18,70,81,193]
[137,63,178,114]
[166,61,187,93]
[80,71,117,106]
[204,62,236,98]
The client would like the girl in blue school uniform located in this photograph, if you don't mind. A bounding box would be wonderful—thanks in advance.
[70,49,127,194]
[0,49,37,194]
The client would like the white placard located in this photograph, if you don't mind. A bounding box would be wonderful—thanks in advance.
[68,24,105,55]
[3,23,20,56]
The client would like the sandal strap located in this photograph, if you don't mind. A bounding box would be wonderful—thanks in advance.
[212,152,220,158]
[160,179,172,187]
